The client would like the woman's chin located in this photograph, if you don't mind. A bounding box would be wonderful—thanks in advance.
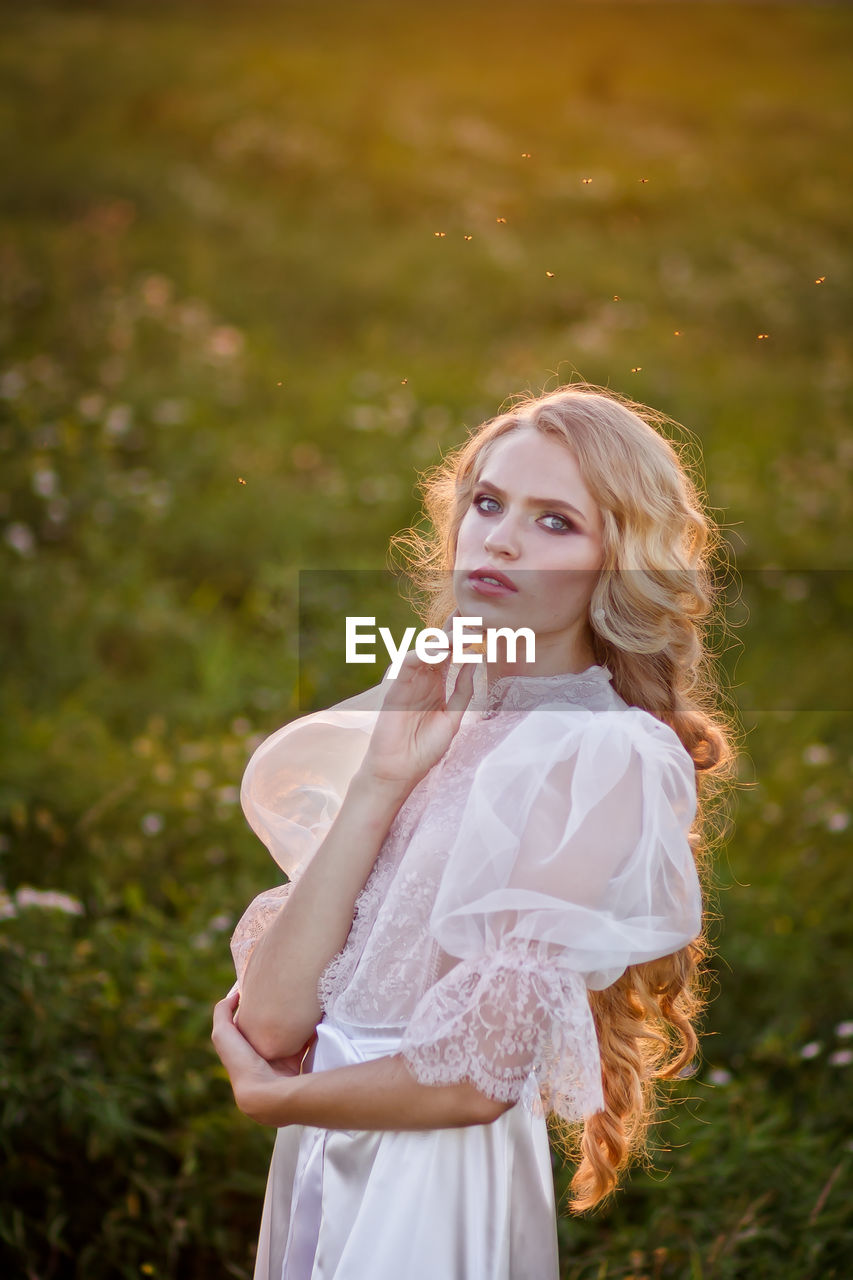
[458,585,521,613]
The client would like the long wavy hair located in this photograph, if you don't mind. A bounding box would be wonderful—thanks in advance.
[388,380,740,1213]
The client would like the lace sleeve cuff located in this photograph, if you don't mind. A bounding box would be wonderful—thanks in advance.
[399,939,605,1124]
[229,883,292,987]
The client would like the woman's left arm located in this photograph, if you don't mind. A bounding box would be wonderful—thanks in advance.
[211,989,511,1131]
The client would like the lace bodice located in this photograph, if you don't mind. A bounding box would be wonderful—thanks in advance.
[231,656,702,1123]
[314,663,617,1020]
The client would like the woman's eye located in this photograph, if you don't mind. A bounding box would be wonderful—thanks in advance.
[472,493,499,513]
[542,513,573,533]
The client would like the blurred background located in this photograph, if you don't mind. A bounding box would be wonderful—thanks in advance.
[1,2,850,1276]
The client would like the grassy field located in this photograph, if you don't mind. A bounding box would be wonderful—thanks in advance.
[1,2,851,1276]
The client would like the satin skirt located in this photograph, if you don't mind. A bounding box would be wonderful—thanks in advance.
[251,1015,560,1280]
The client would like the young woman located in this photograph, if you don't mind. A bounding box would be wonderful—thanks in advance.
[211,383,735,1280]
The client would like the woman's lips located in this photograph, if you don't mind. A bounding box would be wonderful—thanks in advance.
[467,570,518,596]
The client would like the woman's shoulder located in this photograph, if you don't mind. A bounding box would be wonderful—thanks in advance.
[245,668,393,762]
[508,699,695,778]
[601,703,691,755]
[597,704,695,772]
[472,704,698,835]
[239,669,395,876]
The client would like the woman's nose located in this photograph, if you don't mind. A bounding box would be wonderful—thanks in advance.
[483,515,520,557]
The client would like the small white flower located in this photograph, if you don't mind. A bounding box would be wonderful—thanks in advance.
[708,1068,732,1086]
[141,274,173,310]
[349,404,380,432]
[0,368,25,399]
[15,887,83,916]
[147,482,172,512]
[828,1049,853,1068]
[32,468,59,498]
[826,810,850,833]
[803,743,832,766]
[105,404,133,437]
[800,1041,822,1060]
[209,325,244,359]
[78,392,105,420]
[835,1021,853,1039]
[4,523,36,557]
[141,812,164,836]
[178,300,209,333]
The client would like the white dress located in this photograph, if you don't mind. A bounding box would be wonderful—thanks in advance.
[230,644,702,1280]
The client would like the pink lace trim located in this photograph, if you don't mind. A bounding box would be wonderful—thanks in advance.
[229,883,292,986]
[399,937,605,1123]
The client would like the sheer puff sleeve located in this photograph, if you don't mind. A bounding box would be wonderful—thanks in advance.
[229,671,392,986]
[399,707,702,1123]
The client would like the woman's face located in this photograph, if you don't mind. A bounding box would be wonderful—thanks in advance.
[452,427,606,672]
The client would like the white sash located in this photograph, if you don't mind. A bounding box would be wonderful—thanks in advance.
[280,1018,404,1280]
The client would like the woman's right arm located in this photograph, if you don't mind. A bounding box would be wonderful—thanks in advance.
[236,650,476,1062]
[235,768,413,1062]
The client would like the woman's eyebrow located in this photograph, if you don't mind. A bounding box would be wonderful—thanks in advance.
[475,477,588,524]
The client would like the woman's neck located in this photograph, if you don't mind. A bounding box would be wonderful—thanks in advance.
[483,646,599,693]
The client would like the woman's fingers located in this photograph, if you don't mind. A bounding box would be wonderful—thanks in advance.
[390,648,476,724]
[381,651,444,717]
[222,985,240,1018]
[445,659,476,725]
[393,649,444,698]
[211,986,242,1050]
[369,646,479,782]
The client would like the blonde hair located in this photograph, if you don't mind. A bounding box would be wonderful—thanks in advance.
[389,380,739,1212]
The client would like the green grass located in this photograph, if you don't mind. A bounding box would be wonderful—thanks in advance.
[1,3,851,1276]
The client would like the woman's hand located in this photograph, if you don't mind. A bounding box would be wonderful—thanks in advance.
[361,649,476,789]
[211,986,310,1124]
